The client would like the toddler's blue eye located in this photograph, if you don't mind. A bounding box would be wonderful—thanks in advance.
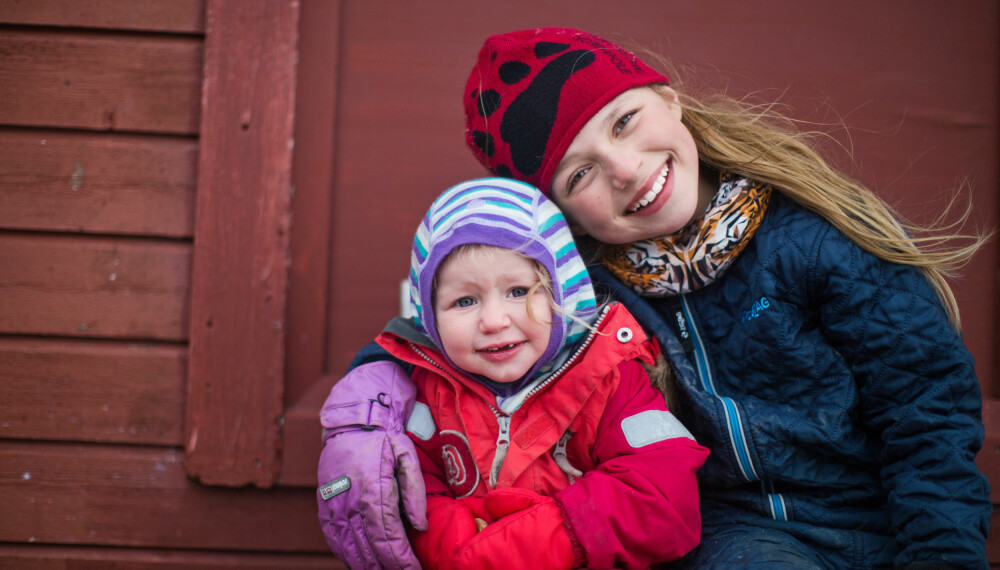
[455,297,475,308]
[509,287,528,298]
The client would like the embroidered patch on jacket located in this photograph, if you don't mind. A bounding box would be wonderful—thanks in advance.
[621,410,694,448]
[742,295,772,323]
[319,475,351,501]
[405,401,435,441]
[439,430,479,498]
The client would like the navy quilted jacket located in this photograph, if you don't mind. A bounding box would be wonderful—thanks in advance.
[590,193,990,567]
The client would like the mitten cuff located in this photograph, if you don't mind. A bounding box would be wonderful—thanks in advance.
[319,361,416,435]
[558,501,588,568]
[321,398,397,434]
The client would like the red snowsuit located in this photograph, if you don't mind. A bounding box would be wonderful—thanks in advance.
[377,302,709,569]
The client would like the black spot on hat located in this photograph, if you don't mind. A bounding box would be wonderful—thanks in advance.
[499,61,531,84]
[471,131,495,157]
[494,164,513,178]
[476,90,501,118]
[535,41,570,59]
[500,49,595,177]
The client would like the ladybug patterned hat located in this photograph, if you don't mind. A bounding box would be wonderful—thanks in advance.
[464,27,669,195]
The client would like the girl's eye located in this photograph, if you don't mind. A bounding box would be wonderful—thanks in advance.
[455,297,475,308]
[614,111,636,135]
[509,287,529,298]
[566,167,590,194]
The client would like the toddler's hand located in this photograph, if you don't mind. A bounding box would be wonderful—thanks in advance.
[411,496,479,570]
[316,361,426,569]
[449,488,577,569]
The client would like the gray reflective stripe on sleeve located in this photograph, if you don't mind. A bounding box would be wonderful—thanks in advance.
[621,409,694,448]
[406,401,436,441]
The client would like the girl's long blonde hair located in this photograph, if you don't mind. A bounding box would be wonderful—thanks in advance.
[641,81,990,331]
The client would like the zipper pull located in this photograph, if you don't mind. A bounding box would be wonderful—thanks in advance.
[489,415,511,487]
[553,431,583,484]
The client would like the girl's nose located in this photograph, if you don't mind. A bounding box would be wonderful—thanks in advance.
[478,297,510,333]
[606,151,640,191]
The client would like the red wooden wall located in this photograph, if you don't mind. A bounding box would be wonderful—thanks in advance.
[1,0,997,567]
[0,0,337,567]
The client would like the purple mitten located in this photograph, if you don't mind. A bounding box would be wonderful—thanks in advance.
[317,361,427,569]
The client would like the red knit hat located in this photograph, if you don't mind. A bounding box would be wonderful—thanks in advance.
[464,28,669,195]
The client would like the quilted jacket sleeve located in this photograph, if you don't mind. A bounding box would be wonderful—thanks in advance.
[810,224,990,568]
[556,359,710,568]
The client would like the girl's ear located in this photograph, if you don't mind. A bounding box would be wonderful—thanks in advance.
[658,86,683,118]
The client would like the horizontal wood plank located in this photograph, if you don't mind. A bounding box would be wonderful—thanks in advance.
[0,544,341,569]
[0,129,196,237]
[0,442,329,552]
[0,29,202,134]
[0,233,190,340]
[0,337,185,446]
[0,0,206,34]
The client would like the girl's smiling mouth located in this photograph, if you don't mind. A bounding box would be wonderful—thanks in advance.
[627,161,671,214]
[476,341,525,361]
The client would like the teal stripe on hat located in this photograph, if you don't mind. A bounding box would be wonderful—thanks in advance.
[436,182,535,211]
[432,198,532,232]
[555,242,576,261]
[539,213,562,234]
[562,270,589,291]
[413,238,427,261]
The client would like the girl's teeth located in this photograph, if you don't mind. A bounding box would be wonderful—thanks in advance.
[629,164,670,213]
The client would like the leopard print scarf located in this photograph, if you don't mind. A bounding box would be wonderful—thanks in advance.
[602,173,772,296]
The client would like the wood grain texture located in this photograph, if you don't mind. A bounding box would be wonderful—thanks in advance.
[0,129,196,237]
[184,0,299,488]
[0,544,342,570]
[0,29,202,134]
[0,0,206,33]
[0,337,185,445]
[0,442,329,552]
[0,233,190,340]
[0,0,205,34]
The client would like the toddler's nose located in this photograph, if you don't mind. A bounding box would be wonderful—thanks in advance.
[478,297,511,332]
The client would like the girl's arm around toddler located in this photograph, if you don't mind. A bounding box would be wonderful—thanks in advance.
[555,357,709,568]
